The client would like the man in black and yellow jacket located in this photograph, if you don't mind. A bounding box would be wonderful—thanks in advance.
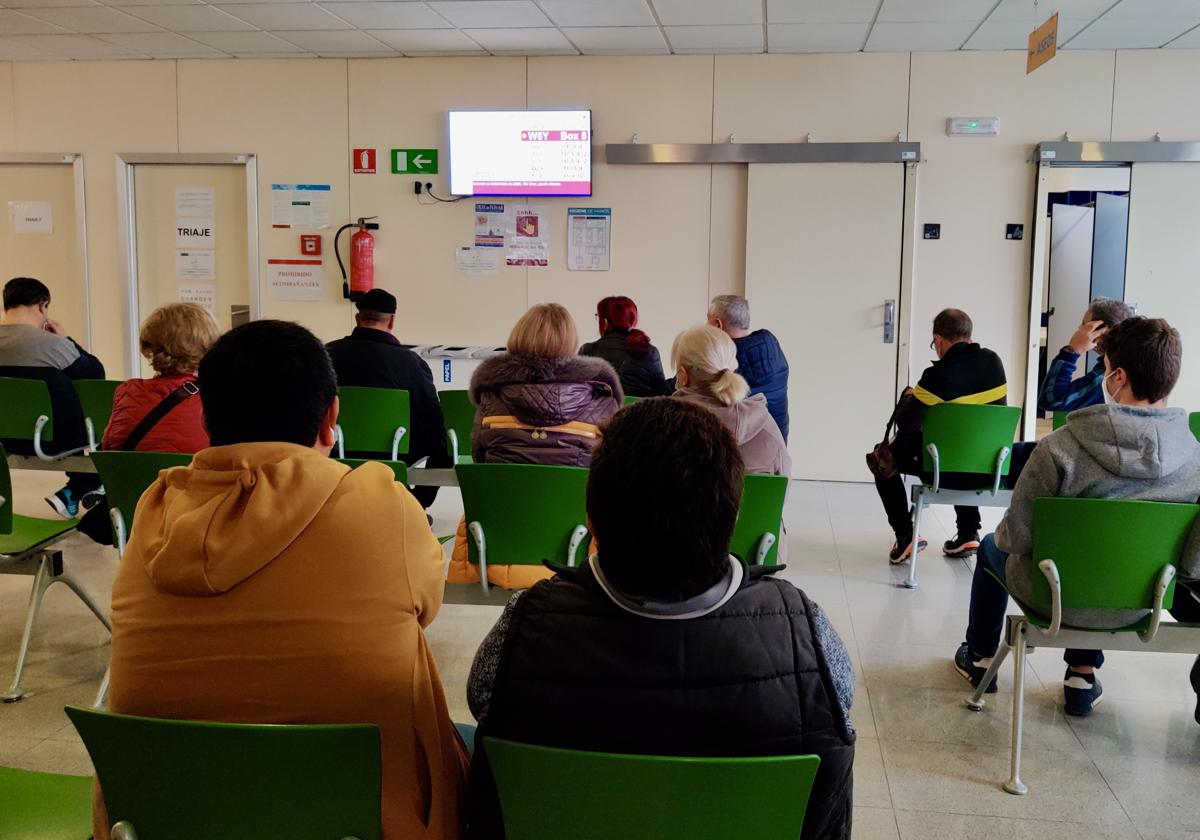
[876,308,1007,563]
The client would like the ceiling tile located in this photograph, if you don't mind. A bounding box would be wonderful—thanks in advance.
[1065,16,1200,47]
[188,28,302,49]
[768,21,869,51]
[539,0,654,26]
[315,1,447,28]
[7,31,141,52]
[97,29,222,53]
[1166,21,1200,44]
[97,0,202,5]
[216,3,352,29]
[767,0,880,24]
[115,4,253,31]
[964,17,1089,49]
[665,23,763,51]
[988,0,1112,21]
[0,8,67,32]
[876,0,995,22]
[463,25,574,50]
[3,0,100,8]
[864,19,976,49]
[24,5,162,31]
[232,50,316,56]
[428,1,550,28]
[562,25,667,52]
[367,27,483,51]
[272,27,389,49]
[0,33,56,54]
[653,0,761,25]
[1103,0,1200,19]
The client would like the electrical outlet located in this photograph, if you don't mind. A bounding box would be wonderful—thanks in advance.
[414,181,423,195]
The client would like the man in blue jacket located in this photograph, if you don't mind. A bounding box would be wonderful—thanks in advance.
[708,295,789,440]
[1038,298,1133,415]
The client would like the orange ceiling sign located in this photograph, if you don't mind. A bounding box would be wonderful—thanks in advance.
[1027,12,1059,74]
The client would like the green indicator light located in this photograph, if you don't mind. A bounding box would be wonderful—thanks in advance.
[970,121,978,128]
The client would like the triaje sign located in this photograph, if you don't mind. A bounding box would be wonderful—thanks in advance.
[1027,13,1058,75]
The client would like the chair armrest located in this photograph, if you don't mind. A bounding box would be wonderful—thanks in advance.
[1037,558,1063,638]
[335,425,345,459]
[754,532,777,565]
[567,525,588,568]
[992,446,1011,495]
[390,426,407,461]
[448,429,460,463]
[1140,563,1178,643]
[33,415,88,462]
[926,443,941,492]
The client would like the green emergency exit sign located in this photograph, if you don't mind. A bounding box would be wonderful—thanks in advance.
[391,149,438,174]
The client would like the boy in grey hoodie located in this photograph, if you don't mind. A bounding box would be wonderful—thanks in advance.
[955,317,1200,718]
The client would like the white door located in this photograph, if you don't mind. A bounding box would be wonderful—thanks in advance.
[1045,204,1095,365]
[745,163,904,482]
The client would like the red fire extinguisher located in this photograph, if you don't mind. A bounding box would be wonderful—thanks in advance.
[335,216,379,301]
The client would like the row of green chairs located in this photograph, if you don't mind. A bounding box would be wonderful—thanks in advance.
[1055,408,1200,439]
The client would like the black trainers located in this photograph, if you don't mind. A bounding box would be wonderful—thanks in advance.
[1063,668,1104,716]
[888,534,928,565]
[1190,657,1199,725]
[943,533,981,557]
[954,643,998,693]
[45,487,79,518]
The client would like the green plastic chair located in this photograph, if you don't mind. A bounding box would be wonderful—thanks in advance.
[729,473,788,566]
[73,379,122,451]
[335,387,410,461]
[0,376,87,461]
[1190,411,1200,442]
[90,452,194,555]
[623,395,641,406]
[965,497,1199,796]
[66,706,382,840]
[904,403,1022,590]
[0,765,93,840]
[455,463,590,594]
[0,443,110,703]
[1051,410,1069,431]
[336,457,409,484]
[485,737,820,840]
[439,389,475,463]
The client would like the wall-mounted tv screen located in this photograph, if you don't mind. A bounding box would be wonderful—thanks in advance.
[448,109,592,197]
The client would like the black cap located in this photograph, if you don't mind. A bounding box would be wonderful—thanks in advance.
[355,288,396,314]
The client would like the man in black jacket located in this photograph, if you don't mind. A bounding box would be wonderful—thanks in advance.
[325,289,449,507]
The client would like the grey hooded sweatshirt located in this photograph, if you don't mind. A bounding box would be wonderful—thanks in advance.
[998,404,1200,629]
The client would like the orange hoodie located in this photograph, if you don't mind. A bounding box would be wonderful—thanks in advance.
[100,443,467,839]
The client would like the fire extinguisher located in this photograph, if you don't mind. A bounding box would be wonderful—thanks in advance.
[335,216,379,301]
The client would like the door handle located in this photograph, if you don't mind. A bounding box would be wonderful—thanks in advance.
[883,299,895,344]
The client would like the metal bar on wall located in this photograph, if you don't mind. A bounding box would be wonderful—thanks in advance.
[605,142,921,165]
[1038,141,1200,165]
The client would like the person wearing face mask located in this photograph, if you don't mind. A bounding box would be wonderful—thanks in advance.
[955,316,1200,719]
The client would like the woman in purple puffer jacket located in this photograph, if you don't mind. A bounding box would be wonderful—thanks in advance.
[448,303,623,589]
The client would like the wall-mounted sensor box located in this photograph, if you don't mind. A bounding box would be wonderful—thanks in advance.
[946,117,1000,137]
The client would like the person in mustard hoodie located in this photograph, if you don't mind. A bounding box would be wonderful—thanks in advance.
[100,319,468,840]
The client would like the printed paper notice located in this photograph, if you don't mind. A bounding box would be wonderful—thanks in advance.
[176,218,215,249]
[175,186,215,219]
[506,206,548,267]
[567,207,611,271]
[271,184,331,229]
[176,250,215,281]
[474,203,506,248]
[9,201,53,234]
[456,246,499,273]
[267,257,323,301]
[179,284,216,318]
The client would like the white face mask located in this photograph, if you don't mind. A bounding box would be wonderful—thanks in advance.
[1102,371,1122,406]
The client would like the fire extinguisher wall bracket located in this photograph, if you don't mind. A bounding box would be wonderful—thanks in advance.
[334,217,380,301]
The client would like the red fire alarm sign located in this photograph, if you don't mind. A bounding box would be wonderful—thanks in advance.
[301,234,321,256]
[352,149,377,174]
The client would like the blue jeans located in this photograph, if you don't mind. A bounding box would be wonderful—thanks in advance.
[964,533,1104,669]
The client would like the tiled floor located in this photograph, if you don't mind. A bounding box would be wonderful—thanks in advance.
[3,470,1199,839]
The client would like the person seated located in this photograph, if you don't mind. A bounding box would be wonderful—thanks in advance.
[872,308,1006,563]
[0,276,104,517]
[103,320,467,840]
[671,323,791,562]
[1038,298,1133,414]
[708,294,790,441]
[447,303,621,590]
[579,295,668,397]
[465,399,855,840]
[956,317,1200,719]
[326,288,450,507]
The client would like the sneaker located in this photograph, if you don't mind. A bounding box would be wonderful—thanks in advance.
[888,534,928,565]
[80,489,105,511]
[1190,657,1199,725]
[943,533,981,557]
[1063,669,1104,716]
[45,487,78,519]
[954,643,998,693]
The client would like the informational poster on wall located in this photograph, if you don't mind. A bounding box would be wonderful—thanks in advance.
[474,203,506,248]
[175,250,215,281]
[178,284,216,318]
[175,186,215,219]
[455,246,499,273]
[8,201,53,234]
[506,206,548,267]
[567,208,611,271]
[267,257,324,301]
[270,184,331,229]
[176,218,215,249]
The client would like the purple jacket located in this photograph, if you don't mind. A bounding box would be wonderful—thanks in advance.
[470,353,623,467]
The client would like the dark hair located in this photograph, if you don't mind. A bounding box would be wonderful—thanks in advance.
[3,277,50,310]
[597,295,652,357]
[588,398,744,601]
[198,320,338,447]
[356,309,391,325]
[933,308,972,342]
[1087,297,1134,330]
[1102,316,1181,403]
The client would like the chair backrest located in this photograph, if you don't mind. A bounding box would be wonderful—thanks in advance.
[337,457,408,484]
[74,378,122,437]
[1052,410,1069,430]
[438,389,475,456]
[729,473,789,566]
[485,737,820,840]
[0,442,13,534]
[66,705,382,840]
[920,403,1022,475]
[623,395,641,406]
[338,386,411,455]
[1031,497,1199,614]
[0,375,56,442]
[1190,411,1200,442]
[90,451,193,541]
[456,463,589,567]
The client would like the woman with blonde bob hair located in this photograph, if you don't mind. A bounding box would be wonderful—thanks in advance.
[448,303,623,589]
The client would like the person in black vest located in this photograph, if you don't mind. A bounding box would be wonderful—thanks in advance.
[325,289,449,507]
[579,295,669,397]
[465,398,855,840]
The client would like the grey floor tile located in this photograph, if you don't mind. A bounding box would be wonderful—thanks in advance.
[1066,697,1200,759]
[853,806,900,839]
[1091,753,1200,833]
[8,737,94,776]
[893,810,1139,839]
[854,736,892,809]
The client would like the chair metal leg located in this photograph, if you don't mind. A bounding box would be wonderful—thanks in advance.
[58,568,113,632]
[1004,619,1030,795]
[468,521,489,596]
[2,554,54,703]
[904,486,924,590]
[965,636,1010,711]
[93,663,111,709]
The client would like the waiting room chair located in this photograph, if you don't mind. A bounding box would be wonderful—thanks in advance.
[455,463,589,594]
[336,457,409,484]
[335,386,409,461]
[0,376,89,461]
[0,765,93,840]
[438,389,475,463]
[623,396,641,406]
[905,403,1022,590]
[730,473,789,566]
[67,705,381,840]
[964,497,1200,796]
[1052,410,1069,431]
[485,737,820,840]
[73,379,122,451]
[0,443,110,703]
[1190,411,1200,442]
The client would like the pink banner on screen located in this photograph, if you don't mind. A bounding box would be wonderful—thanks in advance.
[519,130,590,141]
[474,181,591,195]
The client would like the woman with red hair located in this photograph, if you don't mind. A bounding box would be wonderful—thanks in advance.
[580,295,669,397]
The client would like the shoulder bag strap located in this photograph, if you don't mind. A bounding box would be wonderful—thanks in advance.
[121,380,200,452]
